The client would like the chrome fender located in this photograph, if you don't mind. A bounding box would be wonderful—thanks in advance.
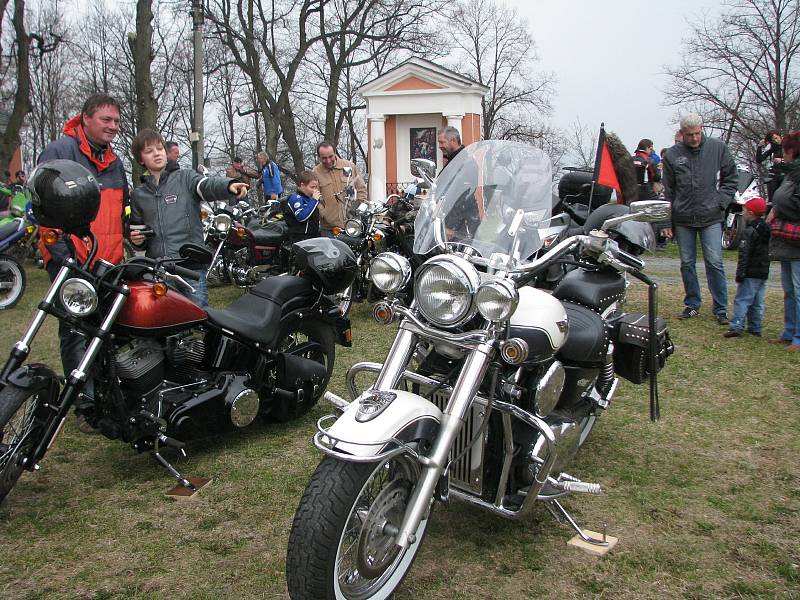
[324,390,442,458]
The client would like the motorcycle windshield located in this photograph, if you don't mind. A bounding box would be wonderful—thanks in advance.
[413,140,552,261]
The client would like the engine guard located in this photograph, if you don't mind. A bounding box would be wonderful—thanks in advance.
[314,389,441,462]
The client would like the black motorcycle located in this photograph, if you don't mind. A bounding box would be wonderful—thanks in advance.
[0,160,357,502]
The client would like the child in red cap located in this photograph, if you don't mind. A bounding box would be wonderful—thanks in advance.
[724,197,771,337]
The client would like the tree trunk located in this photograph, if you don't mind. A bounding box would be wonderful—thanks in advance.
[0,0,31,177]
[128,0,157,181]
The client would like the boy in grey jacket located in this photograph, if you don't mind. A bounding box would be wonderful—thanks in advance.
[129,129,248,306]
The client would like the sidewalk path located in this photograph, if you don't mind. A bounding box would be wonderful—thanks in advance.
[643,254,783,290]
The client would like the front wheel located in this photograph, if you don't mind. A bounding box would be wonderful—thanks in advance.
[286,455,432,600]
[0,254,25,310]
[722,210,743,250]
[0,385,47,504]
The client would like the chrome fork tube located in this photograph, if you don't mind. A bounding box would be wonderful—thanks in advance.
[70,289,129,383]
[20,264,70,351]
[394,340,495,548]
[371,327,417,393]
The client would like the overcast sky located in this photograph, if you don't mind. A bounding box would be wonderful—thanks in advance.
[510,0,725,160]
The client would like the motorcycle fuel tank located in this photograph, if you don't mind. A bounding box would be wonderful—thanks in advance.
[115,282,207,333]
[508,287,569,363]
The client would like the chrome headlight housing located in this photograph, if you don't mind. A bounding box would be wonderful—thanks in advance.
[345,218,364,237]
[370,252,411,293]
[60,278,98,317]
[213,213,232,233]
[476,278,519,322]
[414,255,480,327]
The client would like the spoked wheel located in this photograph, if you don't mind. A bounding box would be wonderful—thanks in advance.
[722,210,743,250]
[269,317,335,420]
[0,254,26,310]
[286,455,432,600]
[0,385,46,504]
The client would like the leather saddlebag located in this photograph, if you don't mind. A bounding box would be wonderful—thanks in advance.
[611,313,674,384]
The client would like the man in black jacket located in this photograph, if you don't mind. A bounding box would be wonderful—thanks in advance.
[724,197,770,337]
[663,113,738,324]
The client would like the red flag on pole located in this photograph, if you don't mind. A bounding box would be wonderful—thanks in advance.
[593,124,622,198]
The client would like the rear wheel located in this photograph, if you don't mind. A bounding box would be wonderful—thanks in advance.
[722,210,743,250]
[270,316,335,420]
[286,455,432,600]
[0,385,46,504]
[0,254,25,310]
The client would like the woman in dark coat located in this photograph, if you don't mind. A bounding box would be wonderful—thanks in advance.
[767,131,800,350]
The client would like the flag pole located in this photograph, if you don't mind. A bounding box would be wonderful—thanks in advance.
[587,122,605,217]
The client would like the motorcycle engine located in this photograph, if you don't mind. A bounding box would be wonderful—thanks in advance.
[114,338,165,399]
[165,331,206,379]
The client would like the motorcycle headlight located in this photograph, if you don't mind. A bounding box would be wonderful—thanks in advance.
[476,278,518,322]
[213,213,232,233]
[370,252,411,293]
[414,255,480,327]
[60,278,98,317]
[345,218,364,237]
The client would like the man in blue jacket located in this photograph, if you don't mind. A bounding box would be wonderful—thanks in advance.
[257,151,283,205]
[663,113,738,324]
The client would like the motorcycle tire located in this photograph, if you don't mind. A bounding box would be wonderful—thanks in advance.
[286,454,432,600]
[722,211,743,250]
[0,254,26,310]
[0,384,46,504]
[270,316,335,421]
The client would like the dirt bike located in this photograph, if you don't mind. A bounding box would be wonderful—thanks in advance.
[0,165,356,503]
[722,167,762,251]
[285,141,674,599]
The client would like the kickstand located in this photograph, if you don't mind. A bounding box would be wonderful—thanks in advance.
[546,498,609,547]
[153,448,196,491]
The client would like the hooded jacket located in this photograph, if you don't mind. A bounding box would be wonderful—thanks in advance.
[662,134,738,227]
[37,115,128,267]
[131,168,234,264]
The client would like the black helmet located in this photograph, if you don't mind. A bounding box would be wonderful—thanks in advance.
[293,238,357,294]
[27,160,100,233]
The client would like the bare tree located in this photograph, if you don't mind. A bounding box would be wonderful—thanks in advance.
[0,0,31,175]
[446,0,555,143]
[664,0,800,157]
[563,118,597,170]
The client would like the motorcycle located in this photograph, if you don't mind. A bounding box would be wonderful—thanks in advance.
[285,141,674,599]
[722,166,761,251]
[0,215,34,310]
[0,159,357,503]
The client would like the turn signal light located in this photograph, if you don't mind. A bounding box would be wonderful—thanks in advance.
[372,301,394,325]
[332,227,343,236]
[152,282,168,297]
[236,227,248,238]
[200,210,209,220]
[25,225,35,234]
[42,230,59,246]
[372,231,383,242]
[500,338,529,365]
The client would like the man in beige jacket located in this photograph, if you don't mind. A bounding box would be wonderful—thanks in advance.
[312,140,367,233]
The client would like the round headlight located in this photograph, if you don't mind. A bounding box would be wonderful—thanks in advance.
[370,252,411,293]
[414,255,480,327]
[213,213,232,232]
[345,218,364,237]
[476,279,519,322]
[60,278,98,316]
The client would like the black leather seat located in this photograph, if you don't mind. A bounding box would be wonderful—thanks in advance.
[552,268,626,314]
[249,221,287,246]
[557,302,608,367]
[206,276,317,345]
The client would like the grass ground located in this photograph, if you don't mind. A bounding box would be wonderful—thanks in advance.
[0,265,798,599]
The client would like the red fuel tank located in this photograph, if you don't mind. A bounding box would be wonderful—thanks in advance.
[115,282,207,333]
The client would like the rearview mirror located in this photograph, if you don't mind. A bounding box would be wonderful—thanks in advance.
[628,200,671,222]
[411,158,436,183]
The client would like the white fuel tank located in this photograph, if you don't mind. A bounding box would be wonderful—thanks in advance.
[508,287,569,363]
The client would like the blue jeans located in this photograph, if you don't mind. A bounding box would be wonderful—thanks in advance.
[176,271,209,308]
[779,260,800,345]
[674,223,728,316]
[730,278,767,334]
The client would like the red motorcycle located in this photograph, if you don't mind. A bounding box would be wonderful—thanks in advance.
[0,160,356,503]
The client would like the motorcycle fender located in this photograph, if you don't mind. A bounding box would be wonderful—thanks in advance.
[327,390,442,458]
[6,363,60,395]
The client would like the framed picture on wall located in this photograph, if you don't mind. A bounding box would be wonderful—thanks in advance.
[410,127,437,167]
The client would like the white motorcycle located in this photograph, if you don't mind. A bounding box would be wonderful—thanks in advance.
[285,141,674,600]
[722,167,761,250]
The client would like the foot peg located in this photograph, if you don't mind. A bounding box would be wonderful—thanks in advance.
[551,472,602,494]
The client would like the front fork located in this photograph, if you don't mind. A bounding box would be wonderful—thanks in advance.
[371,327,496,549]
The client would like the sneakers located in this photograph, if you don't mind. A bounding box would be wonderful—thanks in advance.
[76,414,99,435]
[716,314,730,326]
[768,338,792,345]
[677,306,699,319]
[723,329,742,338]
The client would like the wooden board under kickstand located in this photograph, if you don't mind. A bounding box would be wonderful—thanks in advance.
[165,477,212,498]
[567,530,618,557]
